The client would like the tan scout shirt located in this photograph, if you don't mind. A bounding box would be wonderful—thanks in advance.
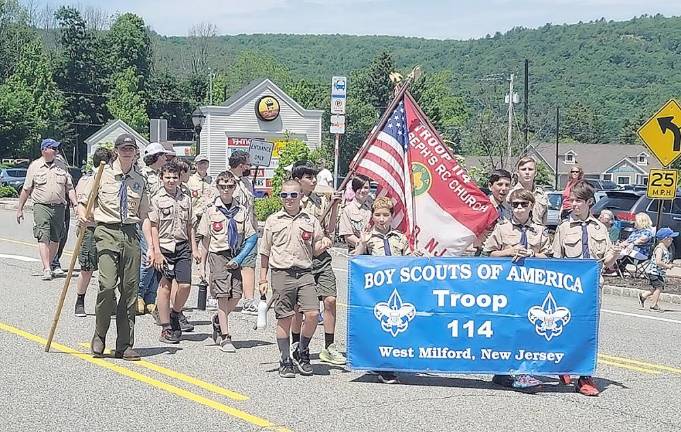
[82,160,150,224]
[552,215,613,260]
[149,187,192,252]
[230,171,257,231]
[259,210,324,269]
[197,198,256,254]
[509,183,548,226]
[301,192,332,231]
[186,173,213,220]
[24,157,73,205]
[365,229,410,256]
[338,199,372,238]
[482,219,551,256]
[75,174,95,228]
[142,166,162,198]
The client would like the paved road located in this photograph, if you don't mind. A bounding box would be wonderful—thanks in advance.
[1,208,681,431]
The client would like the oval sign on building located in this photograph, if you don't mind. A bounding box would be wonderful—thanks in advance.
[255,95,280,121]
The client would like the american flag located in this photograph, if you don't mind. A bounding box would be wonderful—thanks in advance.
[353,99,412,231]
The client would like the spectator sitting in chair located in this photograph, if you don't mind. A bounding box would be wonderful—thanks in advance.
[618,213,654,265]
[598,210,621,243]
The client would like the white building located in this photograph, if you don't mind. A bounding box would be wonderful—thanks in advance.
[198,79,323,195]
[84,119,149,157]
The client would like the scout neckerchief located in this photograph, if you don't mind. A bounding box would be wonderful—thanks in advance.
[216,201,239,250]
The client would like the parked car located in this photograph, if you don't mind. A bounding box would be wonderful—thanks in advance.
[591,189,681,258]
[584,179,620,191]
[0,168,27,190]
[622,184,647,192]
[546,191,563,230]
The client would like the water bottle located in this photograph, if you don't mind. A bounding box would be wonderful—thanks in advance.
[197,280,208,310]
[256,293,268,330]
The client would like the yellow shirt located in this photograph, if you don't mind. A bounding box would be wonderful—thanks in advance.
[259,209,324,269]
[149,187,192,252]
[24,157,73,205]
[197,198,256,254]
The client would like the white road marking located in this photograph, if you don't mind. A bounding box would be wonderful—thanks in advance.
[601,308,681,325]
[0,254,40,262]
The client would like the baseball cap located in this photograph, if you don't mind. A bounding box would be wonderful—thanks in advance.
[115,134,136,148]
[194,154,209,163]
[144,142,168,157]
[40,138,61,150]
[656,227,679,240]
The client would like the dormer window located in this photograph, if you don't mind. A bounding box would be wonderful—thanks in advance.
[637,152,647,165]
[564,151,576,164]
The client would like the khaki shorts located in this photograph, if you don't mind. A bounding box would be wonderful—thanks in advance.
[208,251,243,300]
[33,203,65,243]
[312,251,337,299]
[271,268,319,319]
[79,226,98,271]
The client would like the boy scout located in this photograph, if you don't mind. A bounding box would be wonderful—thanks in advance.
[198,171,257,352]
[149,162,199,344]
[509,156,548,225]
[291,160,345,366]
[81,133,153,361]
[338,175,372,249]
[473,169,512,255]
[483,188,550,391]
[74,147,113,317]
[186,154,213,232]
[16,138,78,280]
[259,179,332,378]
[552,180,620,396]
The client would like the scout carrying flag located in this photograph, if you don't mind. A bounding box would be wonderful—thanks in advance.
[351,88,497,256]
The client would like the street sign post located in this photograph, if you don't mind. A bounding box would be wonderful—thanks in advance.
[646,169,678,199]
[330,115,345,134]
[637,99,681,166]
[248,139,274,194]
[331,76,347,189]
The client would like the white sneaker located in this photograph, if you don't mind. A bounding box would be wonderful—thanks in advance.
[207,297,218,310]
[241,299,258,315]
[51,268,65,277]
[42,269,53,281]
[219,337,236,353]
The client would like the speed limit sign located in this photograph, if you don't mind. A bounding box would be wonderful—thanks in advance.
[647,169,678,199]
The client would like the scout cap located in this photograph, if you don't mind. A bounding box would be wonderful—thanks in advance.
[40,138,61,150]
[656,227,679,240]
[194,154,209,163]
[144,142,168,156]
[115,133,136,148]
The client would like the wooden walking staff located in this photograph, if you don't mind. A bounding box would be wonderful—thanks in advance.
[45,162,106,352]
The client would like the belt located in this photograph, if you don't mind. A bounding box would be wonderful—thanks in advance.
[97,222,137,229]
[37,202,65,208]
[272,267,311,277]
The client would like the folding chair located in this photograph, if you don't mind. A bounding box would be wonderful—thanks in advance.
[620,241,654,279]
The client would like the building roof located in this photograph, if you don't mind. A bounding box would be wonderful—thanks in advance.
[84,119,149,147]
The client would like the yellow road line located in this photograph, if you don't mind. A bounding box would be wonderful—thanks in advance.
[0,237,73,256]
[600,354,681,374]
[598,358,662,374]
[77,343,248,401]
[0,322,289,432]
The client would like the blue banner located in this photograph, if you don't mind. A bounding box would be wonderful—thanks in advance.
[347,256,601,375]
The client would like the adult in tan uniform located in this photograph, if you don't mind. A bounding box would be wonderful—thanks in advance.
[16,138,77,280]
[509,156,548,225]
[338,175,372,249]
[186,154,213,233]
[80,134,153,361]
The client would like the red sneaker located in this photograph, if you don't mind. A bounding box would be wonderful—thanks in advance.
[576,376,600,396]
[559,375,572,385]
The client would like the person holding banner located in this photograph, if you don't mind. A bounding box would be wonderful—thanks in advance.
[338,175,372,249]
[482,188,551,391]
[552,180,620,396]
[291,161,346,366]
[258,179,332,377]
[510,156,548,225]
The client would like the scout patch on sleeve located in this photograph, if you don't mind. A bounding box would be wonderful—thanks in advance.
[300,228,312,241]
[212,221,224,232]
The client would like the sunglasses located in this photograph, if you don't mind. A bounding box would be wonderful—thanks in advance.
[511,201,531,209]
[570,170,580,173]
[279,192,300,199]
[217,184,236,190]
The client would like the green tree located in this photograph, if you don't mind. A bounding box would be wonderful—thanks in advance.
[271,137,314,195]
[353,51,395,112]
[105,13,152,87]
[561,101,604,143]
[0,0,33,81]
[148,69,192,131]
[107,67,149,133]
[214,51,292,103]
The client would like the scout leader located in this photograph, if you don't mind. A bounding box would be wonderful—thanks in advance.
[80,134,154,361]
[291,161,346,366]
[258,179,333,378]
[186,154,213,233]
[148,161,200,344]
[482,188,551,392]
[552,180,620,396]
[197,171,257,352]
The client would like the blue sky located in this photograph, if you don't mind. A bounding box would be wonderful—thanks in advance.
[40,0,681,39]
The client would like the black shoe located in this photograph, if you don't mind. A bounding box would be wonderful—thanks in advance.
[159,328,180,344]
[177,311,194,332]
[75,302,86,318]
[292,347,313,376]
[377,371,399,384]
[211,314,220,345]
[91,334,105,357]
[114,348,141,361]
[279,359,296,378]
[492,374,514,388]
[170,311,182,338]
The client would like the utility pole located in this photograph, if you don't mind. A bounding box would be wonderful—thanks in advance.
[208,69,214,105]
[555,107,560,190]
[524,60,529,149]
[506,73,515,170]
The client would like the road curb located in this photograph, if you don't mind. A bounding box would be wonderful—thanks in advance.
[0,199,25,212]
[603,284,681,305]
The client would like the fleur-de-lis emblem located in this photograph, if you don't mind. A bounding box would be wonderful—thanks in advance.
[527,292,571,341]
[374,289,416,337]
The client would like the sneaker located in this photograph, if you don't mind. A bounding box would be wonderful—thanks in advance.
[650,304,662,312]
[159,328,180,344]
[318,311,324,325]
[211,314,220,345]
[51,267,65,277]
[219,336,236,353]
[279,359,296,378]
[492,374,514,388]
[559,375,572,385]
[290,342,300,363]
[170,311,182,339]
[512,374,542,390]
[176,311,194,332]
[319,343,347,365]
[292,346,313,376]
[241,299,258,316]
[377,371,399,384]
[136,298,146,315]
[75,302,86,318]
[151,308,161,326]
[207,297,218,310]
[41,269,53,281]
[638,292,646,308]
[576,376,599,396]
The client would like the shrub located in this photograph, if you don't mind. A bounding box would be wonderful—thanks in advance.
[0,185,18,198]
[255,196,282,221]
